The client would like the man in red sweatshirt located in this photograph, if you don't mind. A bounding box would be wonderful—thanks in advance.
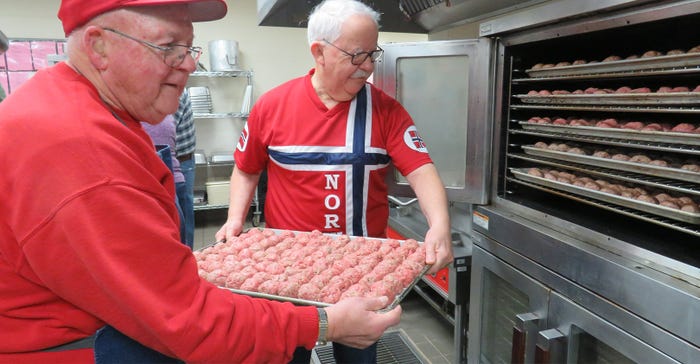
[0,1,401,363]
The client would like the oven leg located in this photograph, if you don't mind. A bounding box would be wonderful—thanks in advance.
[454,302,468,364]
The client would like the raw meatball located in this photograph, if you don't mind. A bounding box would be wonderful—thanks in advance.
[611,154,631,161]
[672,123,696,133]
[572,59,587,65]
[630,87,652,93]
[637,194,658,204]
[629,154,651,164]
[681,164,700,172]
[593,150,611,158]
[641,123,663,132]
[569,118,592,127]
[528,168,544,177]
[648,160,669,167]
[660,200,680,210]
[667,49,685,55]
[622,121,644,130]
[603,55,622,62]
[533,141,549,149]
[654,193,672,202]
[584,181,601,191]
[681,204,700,213]
[616,86,633,93]
[567,147,586,155]
[642,50,662,58]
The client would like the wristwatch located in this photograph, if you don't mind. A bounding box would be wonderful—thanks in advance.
[316,307,328,346]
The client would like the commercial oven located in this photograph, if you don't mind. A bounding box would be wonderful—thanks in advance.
[375,0,700,363]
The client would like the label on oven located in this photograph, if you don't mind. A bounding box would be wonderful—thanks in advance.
[472,211,489,230]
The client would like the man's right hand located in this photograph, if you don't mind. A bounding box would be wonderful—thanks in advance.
[214,220,244,242]
[324,296,402,348]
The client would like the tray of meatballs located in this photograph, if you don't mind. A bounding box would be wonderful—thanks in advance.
[524,46,700,78]
[511,167,700,224]
[194,228,430,311]
[522,142,700,184]
[520,118,700,146]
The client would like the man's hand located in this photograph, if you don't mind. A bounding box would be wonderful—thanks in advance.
[423,226,453,275]
[324,296,402,348]
[214,219,244,242]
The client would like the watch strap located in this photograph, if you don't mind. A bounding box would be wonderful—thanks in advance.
[316,307,328,346]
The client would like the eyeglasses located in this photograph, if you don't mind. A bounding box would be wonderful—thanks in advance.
[322,39,383,65]
[102,27,202,68]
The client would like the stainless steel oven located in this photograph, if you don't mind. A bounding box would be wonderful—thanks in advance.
[469,0,700,363]
[375,0,700,363]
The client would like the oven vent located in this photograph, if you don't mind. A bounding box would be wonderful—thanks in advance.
[398,0,447,17]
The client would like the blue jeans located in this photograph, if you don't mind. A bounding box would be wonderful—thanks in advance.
[289,342,377,364]
[94,325,182,364]
[177,158,195,249]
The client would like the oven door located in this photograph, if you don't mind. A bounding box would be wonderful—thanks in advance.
[469,235,690,364]
[373,38,493,204]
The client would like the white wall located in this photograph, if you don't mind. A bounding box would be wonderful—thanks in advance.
[0,0,426,100]
[0,0,426,155]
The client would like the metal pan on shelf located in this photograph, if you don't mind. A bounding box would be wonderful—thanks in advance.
[514,92,700,106]
[525,52,700,78]
[510,168,700,224]
[518,121,700,146]
[521,146,700,184]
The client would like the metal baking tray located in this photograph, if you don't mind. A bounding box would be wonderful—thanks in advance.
[510,168,700,224]
[522,146,700,184]
[196,228,430,312]
[514,92,700,106]
[518,121,700,146]
[525,52,700,78]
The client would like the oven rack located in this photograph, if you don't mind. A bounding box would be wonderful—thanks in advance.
[510,104,700,114]
[510,129,700,156]
[508,153,700,197]
[507,177,700,238]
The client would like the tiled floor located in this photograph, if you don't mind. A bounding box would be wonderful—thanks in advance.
[194,209,457,364]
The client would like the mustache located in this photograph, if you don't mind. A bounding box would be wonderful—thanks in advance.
[351,70,371,79]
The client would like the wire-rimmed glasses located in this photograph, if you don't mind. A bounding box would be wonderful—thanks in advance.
[322,39,383,65]
[102,27,202,68]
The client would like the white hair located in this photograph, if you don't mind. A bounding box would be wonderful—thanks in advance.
[307,0,380,45]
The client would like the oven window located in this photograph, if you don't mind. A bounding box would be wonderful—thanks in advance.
[394,55,469,189]
[570,326,635,364]
[479,270,529,363]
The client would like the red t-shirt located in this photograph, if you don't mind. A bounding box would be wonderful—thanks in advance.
[236,70,432,237]
[0,63,316,363]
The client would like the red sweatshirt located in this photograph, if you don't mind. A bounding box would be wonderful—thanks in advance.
[0,63,317,363]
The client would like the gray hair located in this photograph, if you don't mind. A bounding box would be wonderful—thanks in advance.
[307,0,380,45]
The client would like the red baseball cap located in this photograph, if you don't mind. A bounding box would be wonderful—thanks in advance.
[58,0,228,36]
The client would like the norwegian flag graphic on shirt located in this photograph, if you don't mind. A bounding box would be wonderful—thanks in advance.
[403,125,428,153]
[237,124,249,152]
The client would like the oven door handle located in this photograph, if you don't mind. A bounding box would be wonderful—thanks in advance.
[511,312,539,364]
[535,328,566,364]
